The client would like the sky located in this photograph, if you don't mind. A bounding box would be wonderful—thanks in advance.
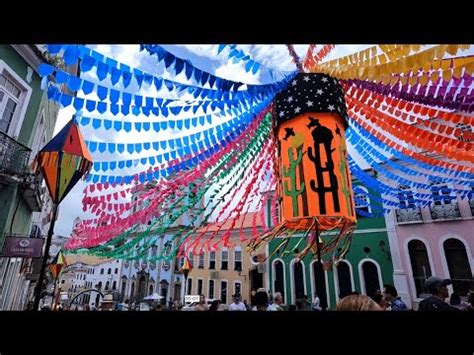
[51,44,376,237]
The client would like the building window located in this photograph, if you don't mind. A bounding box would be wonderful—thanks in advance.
[198,254,204,269]
[221,250,228,270]
[197,279,203,295]
[408,240,432,297]
[208,280,215,299]
[209,251,216,270]
[61,280,65,284]
[273,260,285,301]
[112,281,117,290]
[130,282,135,298]
[361,260,381,299]
[137,276,147,300]
[187,278,193,295]
[336,261,352,299]
[312,261,328,309]
[443,238,473,297]
[0,73,22,135]
[149,285,153,296]
[160,280,169,300]
[100,268,104,274]
[292,261,305,301]
[175,257,183,272]
[220,281,227,304]
[234,282,241,296]
[107,268,111,274]
[234,248,242,271]
[121,281,127,296]
[354,186,371,214]
[151,245,158,257]
[105,281,109,291]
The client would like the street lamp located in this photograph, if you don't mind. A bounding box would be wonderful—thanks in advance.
[32,119,93,310]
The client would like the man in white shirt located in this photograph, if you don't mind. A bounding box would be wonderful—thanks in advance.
[229,294,247,311]
[268,292,285,311]
[312,293,321,311]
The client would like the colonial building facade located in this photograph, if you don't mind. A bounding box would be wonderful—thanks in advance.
[266,173,395,310]
[380,153,474,309]
[181,212,265,305]
[0,45,76,310]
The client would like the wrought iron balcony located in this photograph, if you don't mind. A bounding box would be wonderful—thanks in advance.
[430,202,462,221]
[395,207,423,224]
[0,132,43,211]
[0,131,31,180]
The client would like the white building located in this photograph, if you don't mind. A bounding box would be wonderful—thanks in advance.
[57,255,122,309]
[118,182,199,305]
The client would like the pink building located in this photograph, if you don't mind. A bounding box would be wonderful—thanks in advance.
[382,167,474,309]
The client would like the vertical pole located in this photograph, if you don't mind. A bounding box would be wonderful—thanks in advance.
[50,276,58,309]
[33,203,58,310]
[182,274,188,309]
[315,221,327,311]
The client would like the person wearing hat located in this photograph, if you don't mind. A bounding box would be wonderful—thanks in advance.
[418,277,457,311]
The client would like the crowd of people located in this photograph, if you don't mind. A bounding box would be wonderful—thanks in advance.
[41,276,473,311]
[337,276,473,311]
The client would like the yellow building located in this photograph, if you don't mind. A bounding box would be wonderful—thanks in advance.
[183,212,265,305]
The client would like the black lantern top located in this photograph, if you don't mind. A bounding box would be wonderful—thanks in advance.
[274,73,348,128]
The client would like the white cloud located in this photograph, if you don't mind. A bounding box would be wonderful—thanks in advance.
[214,59,263,84]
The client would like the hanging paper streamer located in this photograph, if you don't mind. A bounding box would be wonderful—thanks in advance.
[141,44,295,95]
[302,44,335,70]
[347,121,474,190]
[39,62,273,114]
[346,77,474,113]
[37,44,474,264]
[49,45,294,99]
[45,83,270,118]
[66,109,272,252]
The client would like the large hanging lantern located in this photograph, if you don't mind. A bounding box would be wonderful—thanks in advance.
[34,118,93,204]
[249,73,356,261]
[276,73,356,226]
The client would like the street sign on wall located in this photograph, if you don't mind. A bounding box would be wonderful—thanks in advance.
[1,237,44,258]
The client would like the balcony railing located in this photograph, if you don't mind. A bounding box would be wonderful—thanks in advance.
[430,202,462,220]
[395,207,423,223]
[0,131,31,178]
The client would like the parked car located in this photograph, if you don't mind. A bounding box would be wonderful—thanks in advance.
[181,299,217,311]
